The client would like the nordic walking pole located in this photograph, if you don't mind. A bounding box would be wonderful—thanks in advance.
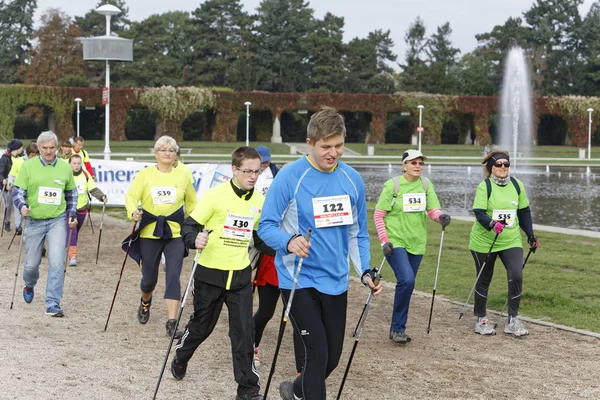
[103,214,139,331]
[95,203,106,264]
[0,184,6,238]
[499,245,536,318]
[64,223,74,274]
[458,231,500,319]
[7,227,18,250]
[427,225,447,334]
[336,258,385,400]
[263,228,312,400]
[9,217,26,310]
[87,207,95,234]
[152,232,209,400]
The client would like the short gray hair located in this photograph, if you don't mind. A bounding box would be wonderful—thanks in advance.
[153,135,179,153]
[38,131,58,147]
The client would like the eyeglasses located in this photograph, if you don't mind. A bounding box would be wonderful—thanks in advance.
[493,162,510,168]
[157,149,176,154]
[236,167,263,176]
[409,161,425,166]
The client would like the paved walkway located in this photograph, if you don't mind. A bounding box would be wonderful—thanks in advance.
[452,215,600,238]
[284,142,362,156]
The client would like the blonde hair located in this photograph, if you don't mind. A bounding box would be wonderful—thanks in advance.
[307,108,346,142]
[153,135,179,154]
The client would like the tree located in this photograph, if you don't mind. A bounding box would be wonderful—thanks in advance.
[22,9,87,86]
[523,0,585,95]
[113,11,191,88]
[453,53,495,96]
[0,0,37,84]
[303,12,345,92]
[580,2,600,95]
[398,16,428,92]
[185,0,255,88]
[344,29,397,93]
[424,22,460,94]
[255,0,314,92]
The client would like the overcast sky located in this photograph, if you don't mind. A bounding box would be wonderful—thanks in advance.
[36,0,596,68]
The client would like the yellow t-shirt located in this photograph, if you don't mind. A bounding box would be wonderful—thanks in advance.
[8,156,24,180]
[126,165,197,239]
[73,171,98,210]
[190,181,264,271]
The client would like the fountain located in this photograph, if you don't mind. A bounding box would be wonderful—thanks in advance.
[498,47,534,173]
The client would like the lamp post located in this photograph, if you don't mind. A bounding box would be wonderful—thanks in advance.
[75,98,82,137]
[587,108,593,160]
[417,105,424,152]
[96,4,121,160]
[244,101,252,147]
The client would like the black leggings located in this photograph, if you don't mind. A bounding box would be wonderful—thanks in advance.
[471,247,524,318]
[281,288,347,400]
[253,283,304,373]
[139,237,184,300]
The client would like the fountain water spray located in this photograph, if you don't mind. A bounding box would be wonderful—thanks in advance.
[499,47,533,174]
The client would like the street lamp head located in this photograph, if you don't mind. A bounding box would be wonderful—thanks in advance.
[244,101,252,106]
[75,98,82,102]
[96,4,121,16]
[587,108,594,113]
[417,105,424,109]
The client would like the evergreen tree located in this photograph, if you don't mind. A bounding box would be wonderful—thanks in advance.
[255,0,314,92]
[185,0,254,87]
[344,29,396,93]
[398,16,428,92]
[303,12,345,92]
[113,11,191,88]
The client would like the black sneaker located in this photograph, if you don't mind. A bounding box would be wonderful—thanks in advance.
[15,226,22,235]
[236,392,263,400]
[166,319,183,339]
[279,381,302,400]
[171,357,187,380]
[137,298,151,324]
[42,247,47,258]
[4,221,10,232]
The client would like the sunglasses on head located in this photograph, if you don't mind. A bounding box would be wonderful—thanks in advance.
[494,161,510,168]
[409,160,425,166]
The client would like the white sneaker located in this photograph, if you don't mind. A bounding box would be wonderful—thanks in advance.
[253,347,260,368]
[504,316,529,337]
[474,317,496,335]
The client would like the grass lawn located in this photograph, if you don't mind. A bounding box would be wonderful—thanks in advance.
[364,211,600,333]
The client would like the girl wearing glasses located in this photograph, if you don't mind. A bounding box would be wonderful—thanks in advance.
[374,149,450,344]
[125,135,197,339]
[469,151,538,337]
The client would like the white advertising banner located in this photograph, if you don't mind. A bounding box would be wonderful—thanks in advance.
[90,159,274,206]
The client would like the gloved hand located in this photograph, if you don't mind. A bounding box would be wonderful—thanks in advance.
[361,268,383,295]
[439,214,451,227]
[382,242,393,257]
[493,221,505,234]
[528,235,538,251]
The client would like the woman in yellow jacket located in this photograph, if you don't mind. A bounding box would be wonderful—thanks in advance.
[126,135,197,338]
[67,154,107,266]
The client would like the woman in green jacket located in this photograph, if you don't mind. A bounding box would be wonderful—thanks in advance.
[469,151,538,337]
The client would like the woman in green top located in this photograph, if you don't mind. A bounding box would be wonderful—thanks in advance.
[374,149,450,344]
[469,151,538,337]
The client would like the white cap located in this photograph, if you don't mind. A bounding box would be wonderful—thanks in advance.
[402,149,426,162]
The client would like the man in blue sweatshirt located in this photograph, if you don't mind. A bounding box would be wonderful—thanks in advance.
[258,108,382,400]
